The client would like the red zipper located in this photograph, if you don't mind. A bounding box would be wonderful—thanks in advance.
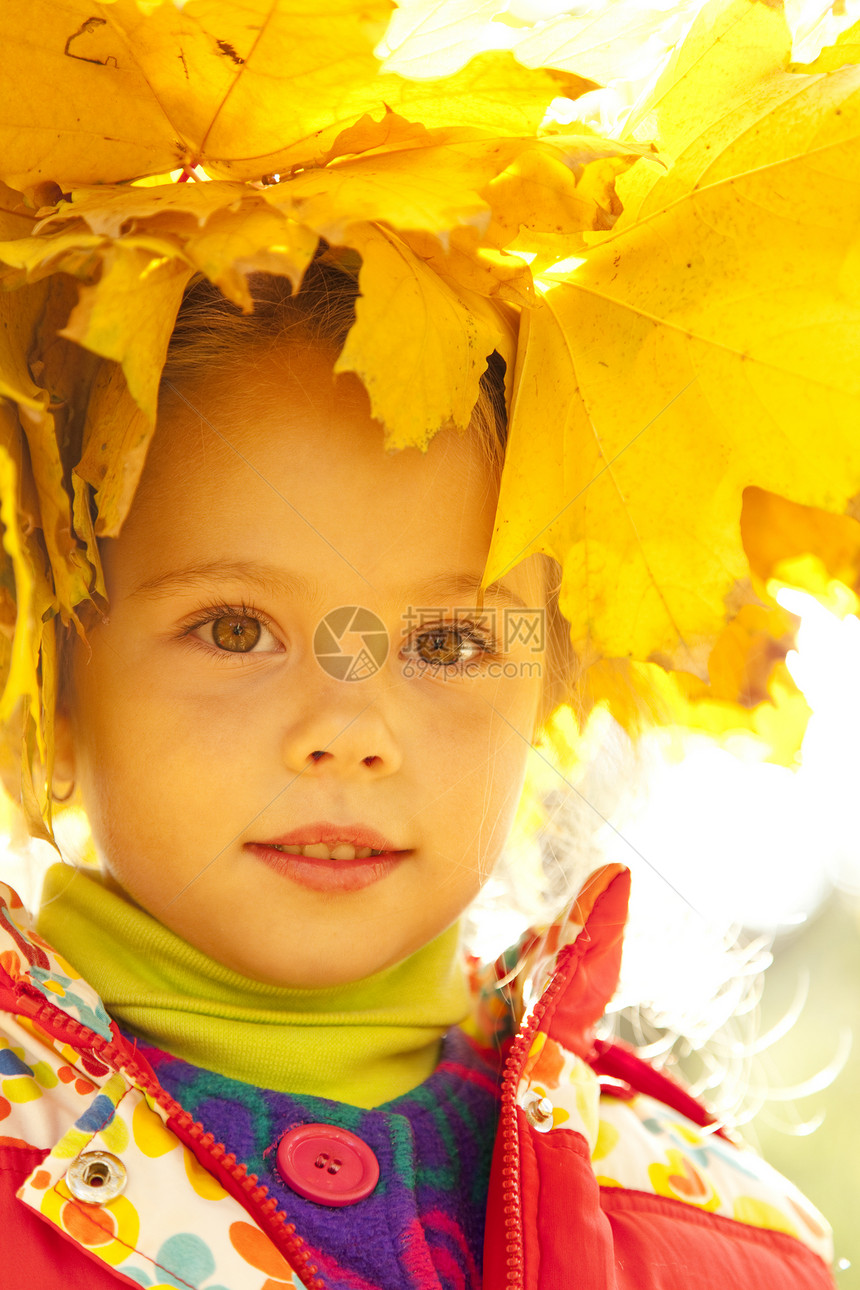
[497,951,572,1290]
[24,994,327,1290]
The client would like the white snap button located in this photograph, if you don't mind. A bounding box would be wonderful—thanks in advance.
[524,1093,555,1131]
[67,1151,128,1203]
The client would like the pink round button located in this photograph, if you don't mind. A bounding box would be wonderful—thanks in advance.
[276,1123,380,1207]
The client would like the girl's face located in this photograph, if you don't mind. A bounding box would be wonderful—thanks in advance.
[60,344,546,987]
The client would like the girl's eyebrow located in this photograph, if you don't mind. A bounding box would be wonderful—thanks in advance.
[129,560,319,603]
[407,572,529,612]
[129,560,529,609]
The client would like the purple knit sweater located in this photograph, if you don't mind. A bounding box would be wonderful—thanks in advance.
[125,1025,502,1290]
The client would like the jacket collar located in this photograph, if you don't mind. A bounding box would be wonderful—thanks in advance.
[0,877,114,1038]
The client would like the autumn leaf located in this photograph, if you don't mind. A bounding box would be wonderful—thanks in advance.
[34,182,319,312]
[484,7,860,673]
[0,0,392,187]
[515,1,702,89]
[0,0,588,190]
[60,246,191,421]
[574,597,811,767]
[74,362,157,540]
[742,488,860,607]
[334,222,511,449]
[271,128,524,244]
[39,180,257,240]
[792,18,860,74]
[484,142,647,265]
[20,114,634,466]
[380,0,701,93]
[624,0,793,155]
[615,0,793,218]
[378,0,512,79]
[0,274,94,611]
[0,433,37,724]
[0,441,57,841]
[583,658,811,768]
[397,230,535,308]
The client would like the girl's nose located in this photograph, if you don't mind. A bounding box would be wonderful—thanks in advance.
[281,690,402,778]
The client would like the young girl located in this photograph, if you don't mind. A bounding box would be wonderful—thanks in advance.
[0,265,837,1289]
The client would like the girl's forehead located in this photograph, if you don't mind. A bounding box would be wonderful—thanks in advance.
[151,344,494,501]
[107,346,543,606]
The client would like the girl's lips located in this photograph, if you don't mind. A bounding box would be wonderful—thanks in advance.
[258,821,402,852]
[246,842,406,893]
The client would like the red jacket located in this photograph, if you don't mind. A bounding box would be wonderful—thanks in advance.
[0,866,835,1288]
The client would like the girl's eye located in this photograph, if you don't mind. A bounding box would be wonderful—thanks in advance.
[188,609,281,656]
[405,622,499,673]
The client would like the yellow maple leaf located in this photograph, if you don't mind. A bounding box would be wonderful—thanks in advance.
[0,439,58,841]
[0,268,95,610]
[36,182,319,312]
[615,0,793,219]
[378,0,511,79]
[334,222,511,449]
[20,114,635,462]
[398,230,535,308]
[484,137,648,259]
[380,0,697,94]
[0,1,587,190]
[742,487,860,607]
[484,4,860,670]
[60,245,192,421]
[270,126,525,244]
[792,18,860,74]
[74,363,156,540]
[582,660,810,769]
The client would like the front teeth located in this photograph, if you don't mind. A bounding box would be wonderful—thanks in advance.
[270,843,384,860]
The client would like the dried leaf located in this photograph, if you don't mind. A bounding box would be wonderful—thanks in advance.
[485,44,860,666]
[399,230,535,308]
[0,2,586,190]
[75,362,157,538]
[792,18,860,73]
[616,0,793,218]
[334,222,508,449]
[60,246,192,420]
[742,487,860,601]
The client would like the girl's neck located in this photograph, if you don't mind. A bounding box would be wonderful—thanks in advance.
[37,863,472,1107]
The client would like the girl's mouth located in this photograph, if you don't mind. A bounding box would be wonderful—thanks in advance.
[245,843,408,892]
[266,842,386,860]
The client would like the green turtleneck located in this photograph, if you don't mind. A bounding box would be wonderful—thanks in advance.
[37,863,471,1109]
